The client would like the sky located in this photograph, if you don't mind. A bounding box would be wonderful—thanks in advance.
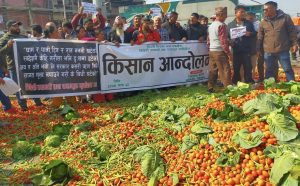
[145,0,300,17]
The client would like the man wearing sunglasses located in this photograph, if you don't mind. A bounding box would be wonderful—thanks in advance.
[257,1,298,82]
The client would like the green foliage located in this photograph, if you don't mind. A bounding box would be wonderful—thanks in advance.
[12,141,41,160]
[270,152,299,185]
[44,135,61,148]
[216,147,240,167]
[31,160,72,185]
[291,84,300,95]
[243,93,284,116]
[191,120,213,135]
[181,134,199,153]
[59,104,80,121]
[74,121,93,132]
[224,82,251,97]
[133,146,166,186]
[232,129,264,149]
[264,78,276,89]
[161,105,191,131]
[87,138,111,161]
[52,124,72,137]
[207,103,244,122]
[266,110,298,142]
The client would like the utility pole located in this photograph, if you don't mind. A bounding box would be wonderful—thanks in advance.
[63,0,67,21]
[27,0,33,25]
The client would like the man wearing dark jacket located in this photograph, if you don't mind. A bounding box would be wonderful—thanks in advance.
[0,20,43,111]
[257,1,298,81]
[162,11,187,41]
[228,5,256,84]
[186,13,207,41]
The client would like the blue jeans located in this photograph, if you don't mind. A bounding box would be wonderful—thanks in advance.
[264,51,295,81]
[0,70,12,111]
[8,69,42,109]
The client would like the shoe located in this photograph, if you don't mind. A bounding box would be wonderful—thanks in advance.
[208,88,215,93]
[21,107,28,111]
[36,103,46,107]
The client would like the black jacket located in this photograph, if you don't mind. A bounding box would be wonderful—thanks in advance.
[107,29,131,43]
[227,19,257,53]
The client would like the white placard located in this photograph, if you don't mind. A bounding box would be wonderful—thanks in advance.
[0,77,21,96]
[99,41,209,93]
[150,7,162,17]
[81,2,97,15]
[230,26,247,39]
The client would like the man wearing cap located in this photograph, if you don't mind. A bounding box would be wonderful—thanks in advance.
[0,20,43,111]
[108,16,131,44]
[207,7,232,93]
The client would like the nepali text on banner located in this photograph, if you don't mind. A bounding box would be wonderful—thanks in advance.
[13,39,209,98]
[99,41,209,93]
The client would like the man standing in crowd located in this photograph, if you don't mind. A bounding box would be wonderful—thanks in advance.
[132,17,160,44]
[186,13,207,41]
[257,1,298,81]
[153,16,170,41]
[246,12,264,82]
[93,8,106,30]
[207,7,232,93]
[228,5,256,84]
[72,6,95,37]
[108,16,131,44]
[62,21,77,39]
[162,11,187,41]
[31,24,43,38]
[126,15,142,37]
[0,20,43,111]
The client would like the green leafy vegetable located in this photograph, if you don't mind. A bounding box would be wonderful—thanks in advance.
[291,84,300,95]
[191,120,213,135]
[88,138,111,161]
[266,111,298,142]
[31,160,72,185]
[133,146,166,186]
[270,152,299,185]
[264,78,276,89]
[207,103,244,122]
[52,124,72,137]
[232,129,264,149]
[181,134,199,153]
[74,121,93,132]
[243,94,284,116]
[12,141,41,160]
[283,94,300,105]
[44,135,61,148]
[216,149,240,167]
[224,82,251,97]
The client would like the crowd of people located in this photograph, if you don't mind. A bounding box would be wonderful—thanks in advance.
[0,1,299,112]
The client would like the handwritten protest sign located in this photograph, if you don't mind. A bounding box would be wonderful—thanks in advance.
[230,26,247,39]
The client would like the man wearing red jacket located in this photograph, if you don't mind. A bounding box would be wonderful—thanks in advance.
[132,17,160,45]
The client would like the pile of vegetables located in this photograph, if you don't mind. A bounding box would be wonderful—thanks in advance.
[0,78,299,186]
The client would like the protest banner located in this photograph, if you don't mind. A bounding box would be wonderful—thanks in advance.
[99,41,209,93]
[13,40,209,98]
[230,26,247,39]
[81,2,97,14]
[13,39,100,98]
